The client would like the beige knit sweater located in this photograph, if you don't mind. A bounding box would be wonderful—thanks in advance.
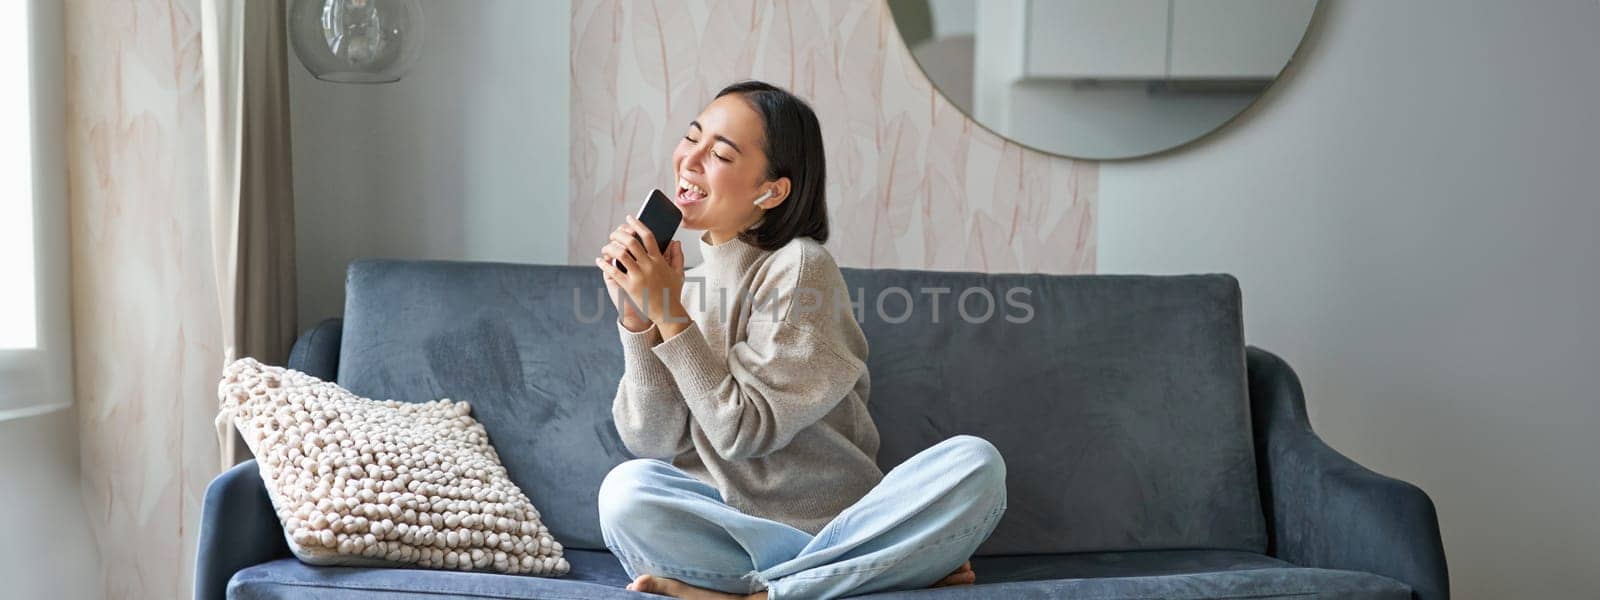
[610,230,883,535]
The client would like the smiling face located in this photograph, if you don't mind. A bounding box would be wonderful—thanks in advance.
[672,93,790,244]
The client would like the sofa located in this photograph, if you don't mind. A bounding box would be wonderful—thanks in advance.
[196,259,1449,599]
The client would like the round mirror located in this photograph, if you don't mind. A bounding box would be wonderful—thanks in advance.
[888,0,1318,160]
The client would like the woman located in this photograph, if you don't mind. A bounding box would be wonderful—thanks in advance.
[593,80,1007,600]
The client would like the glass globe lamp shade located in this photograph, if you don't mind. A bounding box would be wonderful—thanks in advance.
[289,0,424,84]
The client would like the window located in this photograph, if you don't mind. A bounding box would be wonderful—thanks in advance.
[1,0,38,351]
[1,0,71,421]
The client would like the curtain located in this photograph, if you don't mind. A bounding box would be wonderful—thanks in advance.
[203,0,299,468]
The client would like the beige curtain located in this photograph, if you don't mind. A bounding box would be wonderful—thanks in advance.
[204,0,299,468]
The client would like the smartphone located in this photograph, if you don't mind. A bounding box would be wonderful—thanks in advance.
[614,188,682,274]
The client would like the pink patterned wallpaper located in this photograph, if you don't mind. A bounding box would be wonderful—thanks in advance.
[569,0,1097,273]
[65,0,221,597]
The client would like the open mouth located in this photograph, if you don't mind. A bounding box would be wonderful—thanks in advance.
[676,178,708,206]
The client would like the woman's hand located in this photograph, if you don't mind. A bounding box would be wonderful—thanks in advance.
[595,216,687,336]
[597,251,650,333]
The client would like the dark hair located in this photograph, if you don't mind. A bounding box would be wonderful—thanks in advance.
[714,80,829,250]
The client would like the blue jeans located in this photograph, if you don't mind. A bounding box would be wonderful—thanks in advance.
[597,435,1007,599]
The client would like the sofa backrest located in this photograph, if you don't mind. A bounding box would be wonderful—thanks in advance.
[334,259,1265,556]
[838,268,1265,555]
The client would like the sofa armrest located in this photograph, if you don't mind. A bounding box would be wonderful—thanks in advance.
[287,318,342,380]
[194,460,290,600]
[1246,346,1449,600]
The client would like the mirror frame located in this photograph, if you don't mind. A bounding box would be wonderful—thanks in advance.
[889,0,1326,161]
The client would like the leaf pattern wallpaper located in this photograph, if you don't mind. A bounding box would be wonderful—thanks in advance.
[569,0,1098,273]
[64,0,222,597]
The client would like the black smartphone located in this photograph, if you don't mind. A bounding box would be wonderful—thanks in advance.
[614,188,682,274]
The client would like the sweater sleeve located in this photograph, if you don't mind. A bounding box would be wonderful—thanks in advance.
[610,318,694,460]
[650,244,869,461]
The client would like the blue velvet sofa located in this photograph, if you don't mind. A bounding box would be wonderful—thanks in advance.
[196,259,1448,599]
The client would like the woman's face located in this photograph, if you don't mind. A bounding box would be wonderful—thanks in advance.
[672,94,785,242]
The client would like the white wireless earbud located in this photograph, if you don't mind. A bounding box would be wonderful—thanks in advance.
[753,188,775,206]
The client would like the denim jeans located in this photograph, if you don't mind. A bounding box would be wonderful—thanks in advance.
[597,435,1007,599]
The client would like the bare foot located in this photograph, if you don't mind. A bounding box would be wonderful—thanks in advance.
[626,574,769,600]
[930,560,976,587]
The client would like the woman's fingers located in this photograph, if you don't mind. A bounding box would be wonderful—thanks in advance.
[594,256,613,278]
[624,215,662,259]
[600,233,633,262]
[666,240,683,271]
[600,241,640,274]
[594,257,621,282]
[608,229,650,265]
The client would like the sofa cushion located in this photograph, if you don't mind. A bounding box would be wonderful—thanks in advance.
[228,550,635,599]
[839,269,1266,555]
[894,550,1412,598]
[856,567,1410,599]
[967,548,1291,582]
[229,549,1409,600]
[334,260,1265,556]
[216,358,571,575]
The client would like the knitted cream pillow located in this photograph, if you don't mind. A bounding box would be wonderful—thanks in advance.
[217,357,571,576]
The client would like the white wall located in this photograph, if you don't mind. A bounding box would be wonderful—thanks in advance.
[291,0,571,332]
[0,409,99,600]
[1098,1,1599,597]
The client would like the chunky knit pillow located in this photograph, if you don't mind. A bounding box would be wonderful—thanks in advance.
[216,358,570,576]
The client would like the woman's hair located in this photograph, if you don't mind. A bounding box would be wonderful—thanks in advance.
[714,80,829,250]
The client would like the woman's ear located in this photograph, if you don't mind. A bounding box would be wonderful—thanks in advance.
[758,177,792,209]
